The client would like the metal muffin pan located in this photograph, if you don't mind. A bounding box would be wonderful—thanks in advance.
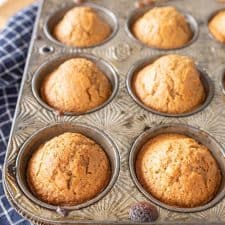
[129,123,225,213]
[3,0,225,224]
[32,52,119,115]
[125,5,199,51]
[126,55,214,117]
[44,2,119,48]
[16,122,120,211]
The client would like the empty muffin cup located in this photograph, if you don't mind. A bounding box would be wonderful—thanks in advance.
[125,6,199,50]
[16,122,120,211]
[44,2,119,48]
[129,123,225,213]
[32,53,119,115]
[126,56,214,117]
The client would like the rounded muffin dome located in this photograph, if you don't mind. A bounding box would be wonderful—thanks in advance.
[135,133,221,208]
[54,6,112,47]
[132,6,192,49]
[41,58,112,113]
[208,10,225,43]
[133,54,205,114]
[27,132,111,206]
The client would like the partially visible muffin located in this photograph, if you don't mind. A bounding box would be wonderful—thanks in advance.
[133,54,205,114]
[54,6,112,47]
[208,10,225,43]
[41,58,112,113]
[136,133,221,208]
[132,6,193,49]
[27,132,111,206]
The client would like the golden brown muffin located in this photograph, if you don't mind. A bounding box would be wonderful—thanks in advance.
[133,54,205,114]
[54,6,112,47]
[41,58,112,113]
[27,132,111,206]
[132,6,193,49]
[136,133,221,208]
[208,10,225,43]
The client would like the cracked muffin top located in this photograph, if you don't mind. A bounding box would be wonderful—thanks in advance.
[53,6,112,47]
[208,10,225,43]
[135,133,221,208]
[133,54,205,114]
[27,132,111,206]
[132,6,193,49]
[41,58,112,113]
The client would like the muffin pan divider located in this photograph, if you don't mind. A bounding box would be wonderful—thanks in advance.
[3,0,225,224]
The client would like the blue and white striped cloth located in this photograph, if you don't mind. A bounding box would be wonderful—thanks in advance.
[0,3,38,225]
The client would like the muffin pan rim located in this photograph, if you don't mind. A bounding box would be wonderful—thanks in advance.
[125,5,199,51]
[43,2,120,49]
[126,55,214,117]
[15,122,120,212]
[219,66,225,95]
[129,123,225,213]
[31,52,119,116]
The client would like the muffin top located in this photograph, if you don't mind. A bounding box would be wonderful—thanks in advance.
[132,6,192,49]
[54,6,112,47]
[41,58,112,113]
[27,132,111,206]
[133,54,205,114]
[208,10,225,43]
[136,133,221,208]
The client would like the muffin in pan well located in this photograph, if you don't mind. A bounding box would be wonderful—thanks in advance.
[41,57,112,113]
[132,54,205,114]
[27,132,111,206]
[132,6,193,49]
[209,9,225,43]
[135,133,221,208]
[54,6,112,47]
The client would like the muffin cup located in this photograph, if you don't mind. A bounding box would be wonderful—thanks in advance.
[129,123,225,213]
[207,8,225,45]
[125,5,199,51]
[32,53,119,115]
[126,55,214,117]
[16,122,120,212]
[44,2,119,48]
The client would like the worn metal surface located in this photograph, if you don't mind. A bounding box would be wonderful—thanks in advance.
[3,0,225,224]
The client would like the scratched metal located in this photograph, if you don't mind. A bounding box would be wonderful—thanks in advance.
[3,0,225,224]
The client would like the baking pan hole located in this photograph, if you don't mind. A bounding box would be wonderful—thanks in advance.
[207,8,225,44]
[129,123,225,213]
[125,6,199,50]
[39,46,54,54]
[32,53,119,115]
[16,123,120,211]
[44,2,119,48]
[126,56,214,117]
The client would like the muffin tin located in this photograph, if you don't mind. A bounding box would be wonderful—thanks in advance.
[3,0,225,224]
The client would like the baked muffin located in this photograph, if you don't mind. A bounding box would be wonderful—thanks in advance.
[27,132,111,206]
[208,10,225,43]
[132,6,193,49]
[133,54,205,114]
[41,58,112,113]
[54,6,112,47]
[136,133,221,208]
